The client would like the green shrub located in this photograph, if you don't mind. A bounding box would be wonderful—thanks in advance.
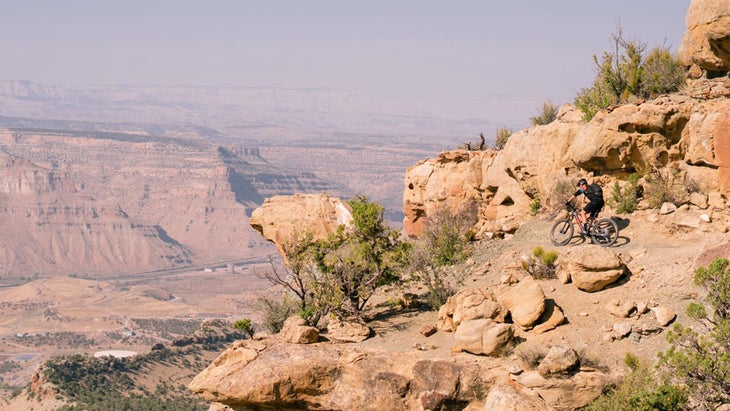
[575,25,686,121]
[407,205,475,309]
[232,318,253,336]
[658,258,730,409]
[640,47,686,98]
[494,126,513,150]
[608,174,640,214]
[586,354,686,411]
[255,294,299,333]
[523,247,558,279]
[258,196,408,323]
[529,198,542,216]
[530,101,558,125]
[547,178,576,212]
[643,168,694,209]
[423,205,477,267]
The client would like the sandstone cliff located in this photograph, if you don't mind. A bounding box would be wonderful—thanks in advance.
[0,129,341,279]
[405,92,730,237]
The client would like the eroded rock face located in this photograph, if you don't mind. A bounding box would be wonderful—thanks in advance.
[189,340,498,411]
[189,339,616,411]
[404,96,730,238]
[679,0,730,72]
[249,193,353,260]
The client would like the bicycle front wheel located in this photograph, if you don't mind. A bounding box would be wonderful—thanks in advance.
[550,219,574,246]
[591,218,619,247]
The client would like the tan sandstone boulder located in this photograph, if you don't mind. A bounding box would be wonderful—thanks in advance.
[537,346,580,377]
[494,277,546,329]
[452,318,514,356]
[279,316,319,344]
[565,246,626,292]
[326,318,372,343]
[679,0,730,72]
[516,370,618,410]
[437,287,504,332]
[249,193,352,260]
[484,382,553,411]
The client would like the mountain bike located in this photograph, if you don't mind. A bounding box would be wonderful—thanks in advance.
[550,202,619,247]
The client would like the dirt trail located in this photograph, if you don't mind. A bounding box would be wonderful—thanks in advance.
[362,208,730,371]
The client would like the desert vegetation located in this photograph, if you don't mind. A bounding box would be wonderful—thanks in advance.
[589,258,730,409]
[258,196,409,325]
[31,320,244,411]
[493,126,513,150]
[575,25,686,121]
[529,101,558,125]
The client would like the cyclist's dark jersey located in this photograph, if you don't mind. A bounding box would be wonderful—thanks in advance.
[574,184,603,203]
[575,184,605,218]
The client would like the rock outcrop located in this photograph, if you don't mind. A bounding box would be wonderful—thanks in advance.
[679,0,730,73]
[189,339,614,411]
[404,95,730,237]
[249,193,353,260]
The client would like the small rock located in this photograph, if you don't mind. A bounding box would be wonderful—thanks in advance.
[413,343,427,351]
[660,202,677,215]
[612,322,633,338]
[537,346,580,377]
[420,325,437,337]
[689,192,709,209]
[652,306,676,326]
[252,332,271,340]
[578,312,588,317]
[508,365,523,375]
[605,299,636,318]
[636,302,649,315]
[700,213,711,223]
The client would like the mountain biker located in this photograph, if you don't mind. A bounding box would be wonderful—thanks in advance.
[566,178,604,233]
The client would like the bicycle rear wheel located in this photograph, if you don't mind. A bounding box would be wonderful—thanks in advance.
[550,219,574,246]
[591,218,619,247]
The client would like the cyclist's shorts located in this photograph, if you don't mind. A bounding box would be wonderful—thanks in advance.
[584,200,605,219]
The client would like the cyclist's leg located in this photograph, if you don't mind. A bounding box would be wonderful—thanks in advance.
[584,201,601,229]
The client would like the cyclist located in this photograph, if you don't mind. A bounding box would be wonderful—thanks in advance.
[566,178,604,233]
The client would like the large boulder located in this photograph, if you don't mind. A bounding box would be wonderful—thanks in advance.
[679,0,730,72]
[452,319,514,356]
[249,193,352,260]
[494,277,546,329]
[564,245,627,292]
[437,287,504,332]
[516,370,618,410]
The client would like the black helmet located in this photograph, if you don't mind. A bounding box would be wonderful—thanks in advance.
[577,178,587,186]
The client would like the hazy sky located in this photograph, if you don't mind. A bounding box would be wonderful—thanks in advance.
[1,1,690,104]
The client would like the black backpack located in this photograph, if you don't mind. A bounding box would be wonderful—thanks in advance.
[590,183,603,198]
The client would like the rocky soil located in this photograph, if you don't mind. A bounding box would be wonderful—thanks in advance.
[363,207,729,371]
